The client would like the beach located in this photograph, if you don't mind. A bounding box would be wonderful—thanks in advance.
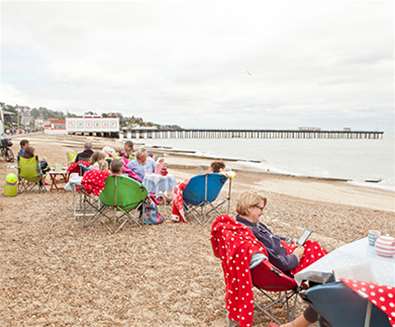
[1,133,394,326]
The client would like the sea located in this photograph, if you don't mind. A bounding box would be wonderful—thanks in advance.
[129,135,395,192]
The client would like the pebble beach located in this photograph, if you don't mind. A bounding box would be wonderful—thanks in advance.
[1,133,394,326]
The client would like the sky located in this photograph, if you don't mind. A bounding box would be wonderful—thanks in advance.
[0,0,394,130]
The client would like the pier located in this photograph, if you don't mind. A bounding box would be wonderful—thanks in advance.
[121,128,384,140]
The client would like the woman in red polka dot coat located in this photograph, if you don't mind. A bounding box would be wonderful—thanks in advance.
[235,192,329,327]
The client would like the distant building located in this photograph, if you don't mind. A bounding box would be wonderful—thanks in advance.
[343,127,352,131]
[65,117,120,137]
[18,107,32,128]
[34,118,45,130]
[43,118,66,135]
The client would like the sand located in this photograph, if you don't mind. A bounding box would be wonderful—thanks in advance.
[1,133,394,326]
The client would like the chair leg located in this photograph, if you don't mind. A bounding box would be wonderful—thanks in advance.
[84,205,106,227]
[113,207,142,233]
[113,218,129,234]
[255,289,299,325]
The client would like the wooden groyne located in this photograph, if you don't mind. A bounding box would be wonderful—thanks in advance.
[121,128,384,140]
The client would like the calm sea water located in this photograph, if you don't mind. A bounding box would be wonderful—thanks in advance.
[132,135,395,191]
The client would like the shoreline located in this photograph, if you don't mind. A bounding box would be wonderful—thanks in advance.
[129,138,395,192]
[15,133,394,191]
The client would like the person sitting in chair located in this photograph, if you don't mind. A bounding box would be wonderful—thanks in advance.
[235,192,329,327]
[236,192,304,273]
[127,148,156,180]
[110,159,123,176]
[75,142,94,162]
[18,139,29,158]
[90,151,108,170]
[210,160,226,173]
[21,146,47,186]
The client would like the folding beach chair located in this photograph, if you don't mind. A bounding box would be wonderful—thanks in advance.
[66,150,78,164]
[183,173,231,224]
[305,282,391,327]
[251,259,301,324]
[84,175,148,233]
[18,155,47,192]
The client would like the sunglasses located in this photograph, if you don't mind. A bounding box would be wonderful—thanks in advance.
[253,204,266,211]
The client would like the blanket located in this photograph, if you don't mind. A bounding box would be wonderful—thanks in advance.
[281,240,327,275]
[171,180,189,223]
[211,215,268,327]
[81,169,110,196]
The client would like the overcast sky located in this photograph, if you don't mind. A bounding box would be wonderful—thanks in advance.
[1,0,394,130]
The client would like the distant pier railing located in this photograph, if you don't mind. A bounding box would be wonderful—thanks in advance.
[121,128,384,140]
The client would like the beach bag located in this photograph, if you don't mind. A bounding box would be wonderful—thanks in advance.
[142,201,164,225]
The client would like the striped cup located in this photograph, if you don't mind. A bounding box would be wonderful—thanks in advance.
[375,235,395,257]
[368,230,381,246]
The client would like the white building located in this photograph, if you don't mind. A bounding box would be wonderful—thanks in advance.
[65,117,120,136]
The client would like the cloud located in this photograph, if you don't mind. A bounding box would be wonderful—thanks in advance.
[0,0,393,130]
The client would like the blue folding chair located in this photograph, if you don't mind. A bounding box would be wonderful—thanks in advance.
[182,173,231,224]
[305,282,390,327]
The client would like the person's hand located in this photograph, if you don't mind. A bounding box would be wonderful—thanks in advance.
[293,246,305,260]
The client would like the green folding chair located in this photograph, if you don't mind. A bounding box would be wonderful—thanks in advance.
[18,156,47,192]
[84,175,148,233]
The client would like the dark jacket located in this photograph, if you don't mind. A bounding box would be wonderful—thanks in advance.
[236,215,299,272]
[75,149,94,162]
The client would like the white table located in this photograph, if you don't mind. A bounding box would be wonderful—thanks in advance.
[295,237,395,287]
[143,173,177,197]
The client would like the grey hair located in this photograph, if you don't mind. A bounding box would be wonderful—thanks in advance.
[84,142,93,150]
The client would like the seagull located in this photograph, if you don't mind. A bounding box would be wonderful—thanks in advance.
[245,70,253,76]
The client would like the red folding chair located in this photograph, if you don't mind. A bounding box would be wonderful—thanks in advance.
[251,258,301,324]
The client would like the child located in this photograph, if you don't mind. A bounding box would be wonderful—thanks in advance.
[18,139,29,158]
[90,151,107,170]
[155,157,168,176]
